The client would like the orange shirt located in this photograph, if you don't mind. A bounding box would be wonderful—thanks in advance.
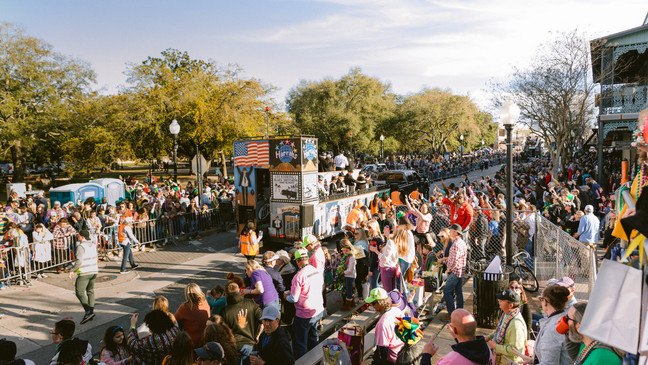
[174,299,210,347]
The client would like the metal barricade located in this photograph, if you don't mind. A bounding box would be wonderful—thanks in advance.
[1,208,224,285]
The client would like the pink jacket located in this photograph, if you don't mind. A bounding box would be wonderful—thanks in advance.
[436,350,495,365]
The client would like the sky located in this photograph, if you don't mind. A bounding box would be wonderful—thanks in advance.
[2,0,647,111]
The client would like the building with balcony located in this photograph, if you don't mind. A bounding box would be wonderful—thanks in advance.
[591,15,648,182]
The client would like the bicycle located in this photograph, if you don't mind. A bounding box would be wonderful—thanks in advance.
[511,251,539,292]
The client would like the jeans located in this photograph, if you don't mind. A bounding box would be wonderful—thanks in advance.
[380,266,397,292]
[264,299,281,313]
[525,238,535,270]
[292,311,323,359]
[444,273,463,314]
[397,259,411,296]
[120,243,135,271]
[345,277,355,300]
[75,274,96,314]
[369,268,380,290]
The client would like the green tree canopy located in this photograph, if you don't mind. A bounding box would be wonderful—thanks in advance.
[286,68,396,155]
[0,22,96,181]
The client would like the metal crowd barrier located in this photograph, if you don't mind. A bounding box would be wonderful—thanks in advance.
[1,234,79,287]
[0,207,231,286]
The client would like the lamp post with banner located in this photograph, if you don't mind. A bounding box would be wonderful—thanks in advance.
[500,100,520,266]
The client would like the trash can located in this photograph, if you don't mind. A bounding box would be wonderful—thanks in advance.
[471,261,513,328]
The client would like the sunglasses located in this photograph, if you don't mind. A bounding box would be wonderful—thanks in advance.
[510,286,521,290]
[565,315,576,323]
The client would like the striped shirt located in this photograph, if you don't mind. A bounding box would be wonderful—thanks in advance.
[127,327,179,365]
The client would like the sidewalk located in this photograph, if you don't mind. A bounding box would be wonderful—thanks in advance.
[0,228,244,364]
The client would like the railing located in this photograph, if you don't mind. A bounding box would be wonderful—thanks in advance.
[320,185,389,203]
[0,208,233,286]
[600,85,648,115]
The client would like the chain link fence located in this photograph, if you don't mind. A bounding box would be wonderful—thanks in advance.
[535,214,597,299]
[393,204,596,296]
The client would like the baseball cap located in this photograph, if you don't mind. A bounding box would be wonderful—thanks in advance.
[260,306,280,321]
[294,248,309,260]
[496,288,521,303]
[365,288,389,303]
[194,342,224,361]
[262,251,280,263]
[54,201,61,206]
[556,277,575,288]
[301,234,318,248]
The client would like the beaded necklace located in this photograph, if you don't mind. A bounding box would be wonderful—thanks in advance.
[574,340,599,365]
[632,162,648,200]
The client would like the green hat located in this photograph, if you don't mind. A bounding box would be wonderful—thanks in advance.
[301,234,318,248]
[365,288,389,303]
[294,248,309,260]
[396,211,406,220]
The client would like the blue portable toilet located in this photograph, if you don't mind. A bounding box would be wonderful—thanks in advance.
[90,178,126,205]
[49,183,104,207]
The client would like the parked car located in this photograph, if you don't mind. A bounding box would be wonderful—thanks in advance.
[375,170,429,199]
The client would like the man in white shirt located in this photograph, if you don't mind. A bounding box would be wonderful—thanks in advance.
[334,152,349,171]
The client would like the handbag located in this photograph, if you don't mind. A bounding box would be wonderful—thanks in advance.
[338,324,365,365]
[321,338,352,365]
[579,259,642,353]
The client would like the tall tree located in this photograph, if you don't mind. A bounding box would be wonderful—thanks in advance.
[491,30,597,176]
[390,88,487,153]
[0,22,96,181]
[286,68,396,154]
[123,49,276,173]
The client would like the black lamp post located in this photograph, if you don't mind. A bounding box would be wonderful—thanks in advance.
[380,134,385,159]
[460,134,464,154]
[500,100,520,266]
[169,119,180,183]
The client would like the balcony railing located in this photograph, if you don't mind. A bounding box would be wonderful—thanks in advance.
[600,85,648,115]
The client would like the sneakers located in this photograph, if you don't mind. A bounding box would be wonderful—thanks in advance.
[36,273,43,279]
[80,312,95,324]
[131,264,140,270]
[41,273,48,278]
[120,270,130,274]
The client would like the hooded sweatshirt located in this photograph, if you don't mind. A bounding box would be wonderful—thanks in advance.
[220,293,263,348]
[421,336,495,365]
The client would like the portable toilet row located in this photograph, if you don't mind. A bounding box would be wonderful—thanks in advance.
[49,179,125,207]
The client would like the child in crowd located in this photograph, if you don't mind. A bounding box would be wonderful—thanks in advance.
[100,325,132,365]
[206,285,226,316]
[339,239,357,311]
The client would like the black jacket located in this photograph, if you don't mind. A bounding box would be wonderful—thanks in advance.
[420,336,493,365]
[256,326,294,365]
[264,266,285,293]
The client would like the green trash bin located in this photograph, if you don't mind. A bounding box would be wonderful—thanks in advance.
[471,261,513,328]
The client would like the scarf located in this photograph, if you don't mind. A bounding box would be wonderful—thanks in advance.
[333,253,351,291]
[493,308,520,344]
[575,340,599,365]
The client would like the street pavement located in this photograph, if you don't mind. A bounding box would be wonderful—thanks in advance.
[0,163,504,364]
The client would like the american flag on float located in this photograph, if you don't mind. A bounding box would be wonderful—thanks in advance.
[234,140,269,167]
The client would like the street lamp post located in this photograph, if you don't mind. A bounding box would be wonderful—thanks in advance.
[380,134,385,159]
[460,134,464,154]
[169,119,180,183]
[265,107,270,138]
[500,100,520,266]
[349,131,353,157]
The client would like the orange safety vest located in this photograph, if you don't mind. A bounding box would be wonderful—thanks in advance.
[346,208,362,228]
[409,190,420,201]
[391,191,403,205]
[240,231,259,256]
[369,200,379,216]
